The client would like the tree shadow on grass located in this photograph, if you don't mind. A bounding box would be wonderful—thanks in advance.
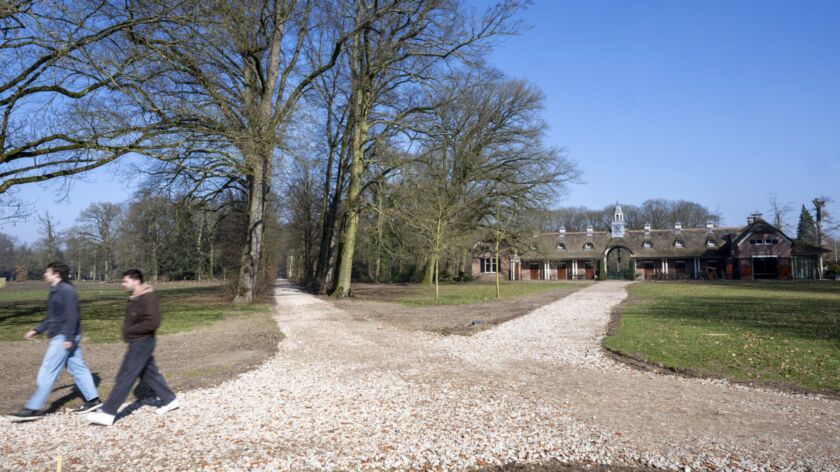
[632,295,840,342]
[0,303,45,325]
[669,280,840,296]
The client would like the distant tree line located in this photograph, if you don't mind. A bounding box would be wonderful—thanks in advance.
[0,190,282,286]
[6,1,830,296]
[4,0,576,300]
[526,199,721,233]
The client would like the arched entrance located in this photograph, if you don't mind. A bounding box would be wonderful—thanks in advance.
[606,246,633,280]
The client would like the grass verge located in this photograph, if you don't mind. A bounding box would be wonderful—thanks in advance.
[603,281,840,393]
[390,281,587,307]
[0,281,266,342]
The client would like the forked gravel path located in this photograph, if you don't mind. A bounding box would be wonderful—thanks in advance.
[1,281,838,471]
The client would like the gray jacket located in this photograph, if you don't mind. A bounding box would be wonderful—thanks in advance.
[34,281,81,339]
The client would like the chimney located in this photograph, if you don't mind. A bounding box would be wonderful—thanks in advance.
[559,226,566,237]
[674,221,682,234]
[586,225,593,238]
[706,221,714,233]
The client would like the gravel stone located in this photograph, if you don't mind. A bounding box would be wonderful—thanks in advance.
[1,280,837,471]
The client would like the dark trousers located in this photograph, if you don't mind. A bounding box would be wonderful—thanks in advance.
[102,336,175,415]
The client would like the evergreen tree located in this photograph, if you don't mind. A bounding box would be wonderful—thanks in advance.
[796,205,818,246]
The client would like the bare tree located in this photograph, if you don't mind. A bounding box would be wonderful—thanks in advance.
[283,153,323,284]
[307,58,351,292]
[393,71,577,301]
[332,0,525,297]
[111,0,406,303]
[35,211,61,263]
[78,202,122,280]
[0,188,31,222]
[1,0,177,195]
[768,193,793,231]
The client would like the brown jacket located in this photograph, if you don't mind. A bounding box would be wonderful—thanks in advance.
[122,284,161,343]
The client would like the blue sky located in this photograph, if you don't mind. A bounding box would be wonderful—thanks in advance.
[486,1,839,224]
[3,0,839,243]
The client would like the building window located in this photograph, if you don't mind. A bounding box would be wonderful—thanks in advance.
[556,242,565,250]
[707,239,717,247]
[765,239,778,245]
[642,240,653,249]
[674,239,685,248]
[583,242,594,250]
[481,258,497,273]
[750,239,763,245]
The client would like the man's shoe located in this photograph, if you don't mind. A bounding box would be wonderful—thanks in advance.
[71,398,102,414]
[156,398,179,415]
[7,409,43,422]
[86,411,115,426]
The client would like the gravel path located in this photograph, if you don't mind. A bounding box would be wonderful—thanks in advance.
[1,280,838,471]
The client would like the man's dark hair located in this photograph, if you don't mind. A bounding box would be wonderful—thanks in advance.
[122,269,144,284]
[46,261,70,282]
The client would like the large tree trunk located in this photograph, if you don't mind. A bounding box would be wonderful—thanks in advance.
[314,144,348,293]
[333,129,363,297]
[332,23,367,298]
[374,182,385,282]
[324,220,342,292]
[235,160,269,304]
[495,238,501,299]
[434,254,440,302]
[75,248,82,281]
[423,254,436,285]
[196,221,204,281]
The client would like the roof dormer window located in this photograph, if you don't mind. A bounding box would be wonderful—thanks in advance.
[583,242,594,250]
[674,239,685,248]
[642,240,653,249]
[707,239,717,248]
[556,242,565,250]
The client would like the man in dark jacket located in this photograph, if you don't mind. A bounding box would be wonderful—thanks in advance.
[87,269,178,426]
[7,262,102,422]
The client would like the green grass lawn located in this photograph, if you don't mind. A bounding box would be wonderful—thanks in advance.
[0,281,269,342]
[603,281,840,393]
[396,281,588,307]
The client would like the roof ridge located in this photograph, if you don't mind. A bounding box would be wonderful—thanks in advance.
[544,227,739,236]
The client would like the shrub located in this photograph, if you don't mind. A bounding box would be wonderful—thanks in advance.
[626,260,637,280]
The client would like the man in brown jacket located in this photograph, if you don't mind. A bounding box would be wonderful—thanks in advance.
[87,269,178,426]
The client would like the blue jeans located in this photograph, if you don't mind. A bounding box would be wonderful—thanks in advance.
[25,334,99,411]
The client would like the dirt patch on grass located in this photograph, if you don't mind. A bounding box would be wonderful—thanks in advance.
[0,308,281,414]
[327,283,586,336]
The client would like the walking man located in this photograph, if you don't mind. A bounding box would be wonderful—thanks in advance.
[8,262,102,422]
[87,269,178,426]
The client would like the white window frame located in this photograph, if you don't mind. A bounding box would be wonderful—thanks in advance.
[481,257,497,273]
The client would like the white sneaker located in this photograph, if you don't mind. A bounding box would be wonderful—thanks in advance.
[156,398,179,415]
[86,411,115,426]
